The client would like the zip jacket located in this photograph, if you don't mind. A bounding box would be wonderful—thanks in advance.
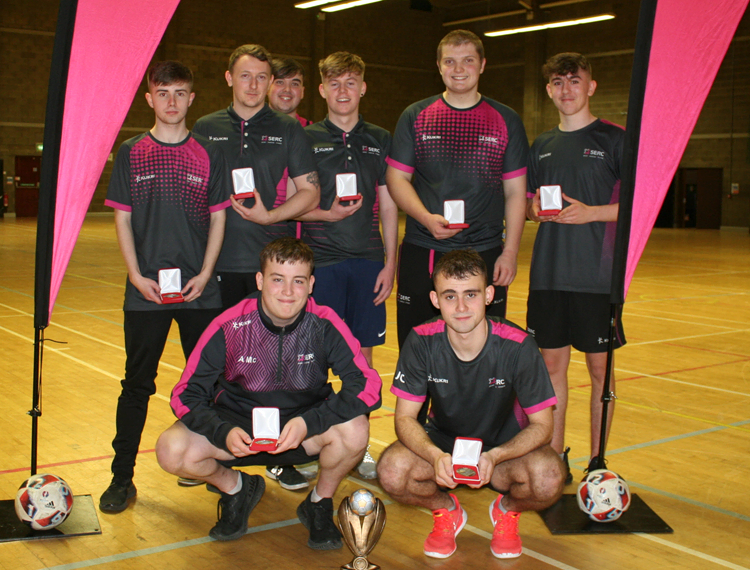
[170,293,382,452]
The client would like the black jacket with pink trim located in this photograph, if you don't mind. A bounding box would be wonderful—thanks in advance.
[170,293,382,452]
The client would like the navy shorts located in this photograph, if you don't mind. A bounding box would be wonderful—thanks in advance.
[526,290,626,353]
[312,258,386,348]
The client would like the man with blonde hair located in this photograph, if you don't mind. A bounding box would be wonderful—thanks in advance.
[293,51,397,480]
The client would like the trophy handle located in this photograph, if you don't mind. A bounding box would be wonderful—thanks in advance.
[338,501,363,555]
[361,500,387,556]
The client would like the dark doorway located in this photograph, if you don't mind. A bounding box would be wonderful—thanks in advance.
[15,156,41,217]
[671,168,723,229]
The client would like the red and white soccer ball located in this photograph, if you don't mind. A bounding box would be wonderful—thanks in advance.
[576,469,631,522]
[15,473,74,530]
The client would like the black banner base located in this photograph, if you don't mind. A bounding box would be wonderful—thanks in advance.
[540,494,673,534]
[0,494,101,542]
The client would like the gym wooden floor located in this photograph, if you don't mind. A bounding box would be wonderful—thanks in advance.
[0,214,748,570]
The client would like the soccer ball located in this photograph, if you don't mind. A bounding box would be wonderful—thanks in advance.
[15,474,74,531]
[349,488,376,517]
[577,469,631,522]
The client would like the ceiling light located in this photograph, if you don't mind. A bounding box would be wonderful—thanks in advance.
[322,0,383,12]
[485,13,615,37]
[295,0,337,8]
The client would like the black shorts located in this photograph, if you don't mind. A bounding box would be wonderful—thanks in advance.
[526,290,626,353]
[213,404,321,468]
[396,241,508,348]
[217,272,259,311]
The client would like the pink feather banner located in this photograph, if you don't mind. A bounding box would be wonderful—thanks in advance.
[48,0,180,317]
[624,0,748,296]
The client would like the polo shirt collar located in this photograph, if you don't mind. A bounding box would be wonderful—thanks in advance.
[323,114,365,136]
[226,103,273,125]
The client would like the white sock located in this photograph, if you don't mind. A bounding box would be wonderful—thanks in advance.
[227,472,243,495]
[310,486,323,503]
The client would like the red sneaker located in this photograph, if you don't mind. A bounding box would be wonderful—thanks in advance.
[489,494,522,558]
[423,494,467,558]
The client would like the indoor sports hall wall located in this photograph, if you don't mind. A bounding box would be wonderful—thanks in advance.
[1,0,749,226]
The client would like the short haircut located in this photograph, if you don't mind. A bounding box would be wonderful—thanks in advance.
[432,249,488,287]
[437,29,484,62]
[542,52,593,81]
[228,44,272,73]
[259,237,315,273]
[319,51,365,81]
[147,61,193,90]
[271,57,306,81]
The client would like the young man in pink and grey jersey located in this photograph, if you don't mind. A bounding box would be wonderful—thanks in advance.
[526,52,626,482]
[101,61,230,513]
[386,30,529,348]
[377,250,564,559]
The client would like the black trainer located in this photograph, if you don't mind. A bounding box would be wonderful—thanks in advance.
[266,465,309,491]
[99,479,137,513]
[297,492,342,550]
[562,447,573,485]
[209,472,265,541]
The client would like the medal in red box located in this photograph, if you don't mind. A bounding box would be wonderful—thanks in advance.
[250,407,280,452]
[444,200,469,229]
[539,185,562,216]
[452,437,482,484]
[232,167,256,200]
[336,173,361,204]
[158,268,184,304]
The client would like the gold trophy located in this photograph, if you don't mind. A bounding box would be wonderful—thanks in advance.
[338,489,386,570]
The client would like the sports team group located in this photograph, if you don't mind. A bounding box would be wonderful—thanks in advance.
[100,28,625,560]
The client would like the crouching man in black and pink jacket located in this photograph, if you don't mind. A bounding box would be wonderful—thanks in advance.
[156,237,382,549]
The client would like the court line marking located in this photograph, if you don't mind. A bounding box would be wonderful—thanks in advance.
[566,357,750,399]
[614,366,750,398]
[62,271,123,287]
[462,523,581,570]
[663,342,750,359]
[634,533,750,570]
[569,388,750,433]
[628,482,750,523]
[627,292,749,305]
[34,473,750,570]
[567,418,750,522]
[0,322,172,404]
[0,302,185,372]
[624,327,750,347]
[630,307,750,327]
[624,311,740,330]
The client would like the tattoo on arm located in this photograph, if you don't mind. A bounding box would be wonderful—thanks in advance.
[306,171,320,189]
